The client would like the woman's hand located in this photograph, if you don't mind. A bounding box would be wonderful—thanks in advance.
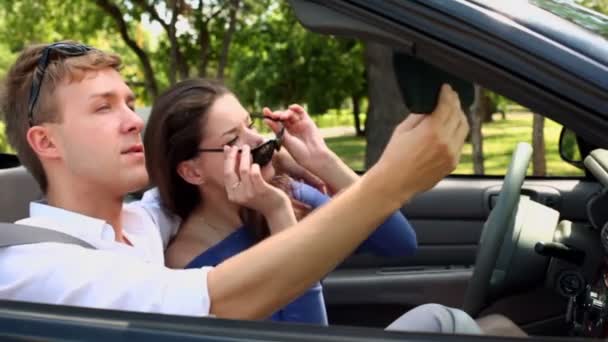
[264,105,359,194]
[224,145,296,232]
[263,105,332,173]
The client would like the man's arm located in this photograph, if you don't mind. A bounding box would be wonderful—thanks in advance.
[0,243,212,316]
[208,85,469,319]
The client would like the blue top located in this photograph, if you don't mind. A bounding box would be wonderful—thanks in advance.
[186,182,417,324]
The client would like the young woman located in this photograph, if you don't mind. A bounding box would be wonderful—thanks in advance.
[143,79,417,324]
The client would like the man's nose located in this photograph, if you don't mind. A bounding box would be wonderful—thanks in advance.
[122,107,145,134]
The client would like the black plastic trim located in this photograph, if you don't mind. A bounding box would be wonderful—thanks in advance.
[0,300,574,341]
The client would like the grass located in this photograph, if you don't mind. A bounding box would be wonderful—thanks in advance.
[326,112,585,177]
[325,135,367,171]
[311,109,366,129]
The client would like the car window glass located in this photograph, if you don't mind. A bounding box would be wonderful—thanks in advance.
[474,0,608,39]
[324,52,585,178]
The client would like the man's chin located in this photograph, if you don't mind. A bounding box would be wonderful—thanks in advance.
[123,171,150,194]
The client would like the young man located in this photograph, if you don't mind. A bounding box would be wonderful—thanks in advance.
[0,42,475,332]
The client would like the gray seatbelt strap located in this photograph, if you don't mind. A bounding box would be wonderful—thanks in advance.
[0,222,95,249]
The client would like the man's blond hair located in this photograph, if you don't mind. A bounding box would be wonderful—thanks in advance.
[0,41,121,192]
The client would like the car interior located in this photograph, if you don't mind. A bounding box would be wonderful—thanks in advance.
[1,0,608,340]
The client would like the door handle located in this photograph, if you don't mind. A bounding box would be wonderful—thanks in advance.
[485,185,561,210]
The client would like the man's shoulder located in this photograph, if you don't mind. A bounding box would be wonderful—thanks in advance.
[126,188,181,248]
[15,216,65,230]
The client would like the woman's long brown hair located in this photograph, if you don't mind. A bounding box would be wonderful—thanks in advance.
[144,78,310,242]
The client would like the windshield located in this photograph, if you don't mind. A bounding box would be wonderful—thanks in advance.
[475,0,608,39]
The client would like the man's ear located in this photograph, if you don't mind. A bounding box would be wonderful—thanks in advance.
[26,126,61,161]
[177,159,206,186]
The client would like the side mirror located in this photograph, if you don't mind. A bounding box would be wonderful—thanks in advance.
[559,127,583,169]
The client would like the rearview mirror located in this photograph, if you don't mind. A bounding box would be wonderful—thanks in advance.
[393,52,474,114]
[559,127,583,169]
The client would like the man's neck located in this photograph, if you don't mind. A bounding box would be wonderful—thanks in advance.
[45,181,126,243]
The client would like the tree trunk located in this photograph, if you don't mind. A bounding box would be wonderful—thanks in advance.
[193,0,211,78]
[168,28,178,85]
[532,113,546,176]
[133,0,188,83]
[481,90,493,123]
[363,42,408,168]
[167,0,180,85]
[198,24,210,77]
[469,85,485,175]
[217,0,239,80]
[95,0,158,98]
[352,94,364,136]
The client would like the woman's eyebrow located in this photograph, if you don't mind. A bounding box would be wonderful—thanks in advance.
[221,127,239,137]
[222,116,250,136]
[251,113,281,121]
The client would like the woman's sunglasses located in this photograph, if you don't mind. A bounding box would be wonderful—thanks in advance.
[28,42,93,126]
[198,118,285,167]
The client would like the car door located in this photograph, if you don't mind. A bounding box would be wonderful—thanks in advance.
[325,176,601,332]
[288,0,608,333]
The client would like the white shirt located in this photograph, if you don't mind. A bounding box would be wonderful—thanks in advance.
[0,189,212,316]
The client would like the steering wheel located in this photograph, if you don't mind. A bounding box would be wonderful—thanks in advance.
[463,142,533,317]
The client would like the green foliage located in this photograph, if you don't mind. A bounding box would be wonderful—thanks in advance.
[0,121,13,153]
[1,0,359,107]
[228,2,365,114]
[560,129,582,161]
[486,91,512,114]
[579,0,608,13]
[0,0,155,104]
[532,0,608,38]
[0,42,16,79]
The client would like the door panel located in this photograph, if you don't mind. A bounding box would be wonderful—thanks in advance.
[325,176,600,329]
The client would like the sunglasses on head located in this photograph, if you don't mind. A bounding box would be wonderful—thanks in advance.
[198,121,285,167]
[28,42,93,127]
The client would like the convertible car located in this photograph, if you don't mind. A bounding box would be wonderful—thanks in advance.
[1,0,607,340]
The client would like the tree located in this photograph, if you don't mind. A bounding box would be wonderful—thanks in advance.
[532,113,547,176]
[132,0,188,84]
[0,0,157,102]
[469,85,486,175]
[217,0,240,80]
[351,83,366,137]
[363,41,408,168]
[228,3,365,115]
[94,0,239,93]
[95,0,159,98]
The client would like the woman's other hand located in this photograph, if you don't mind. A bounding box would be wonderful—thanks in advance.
[224,145,295,232]
[263,105,332,173]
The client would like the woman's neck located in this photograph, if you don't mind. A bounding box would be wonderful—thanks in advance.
[180,188,243,243]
